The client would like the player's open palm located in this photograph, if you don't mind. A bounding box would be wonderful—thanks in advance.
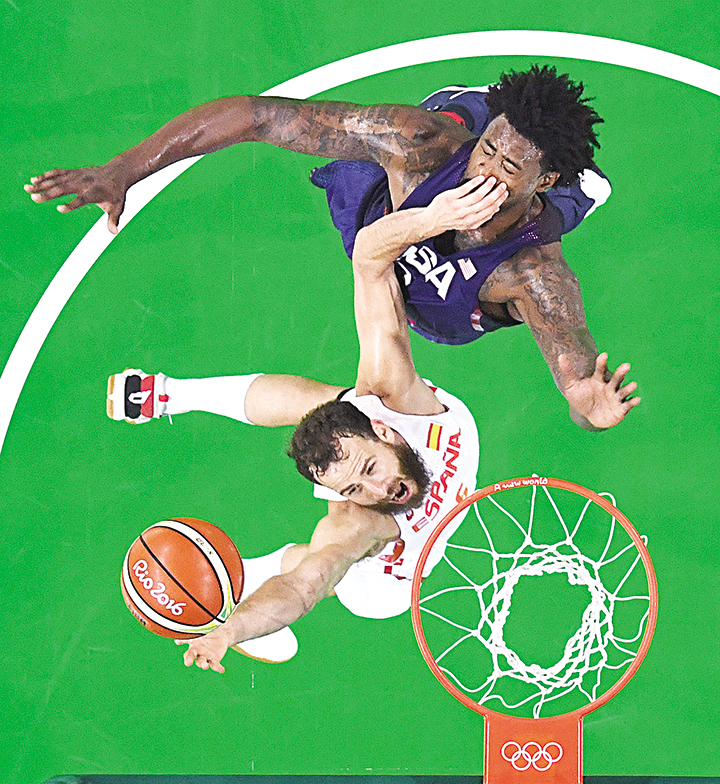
[426,174,507,234]
[559,352,641,430]
[176,626,231,674]
[25,163,128,234]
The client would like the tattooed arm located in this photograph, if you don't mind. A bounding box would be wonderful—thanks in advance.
[479,243,640,431]
[25,96,472,233]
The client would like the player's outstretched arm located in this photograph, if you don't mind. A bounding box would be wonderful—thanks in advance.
[480,244,639,430]
[176,501,395,673]
[25,96,471,234]
[353,175,507,414]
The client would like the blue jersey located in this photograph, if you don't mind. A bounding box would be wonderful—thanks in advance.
[311,86,611,345]
[394,138,563,344]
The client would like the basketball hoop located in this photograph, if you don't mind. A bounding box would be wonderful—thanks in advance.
[411,477,658,784]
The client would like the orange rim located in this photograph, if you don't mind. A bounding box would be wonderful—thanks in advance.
[411,476,659,721]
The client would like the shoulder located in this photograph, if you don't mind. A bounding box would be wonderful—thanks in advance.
[383,109,476,202]
[483,242,576,297]
[388,105,475,156]
[356,375,446,418]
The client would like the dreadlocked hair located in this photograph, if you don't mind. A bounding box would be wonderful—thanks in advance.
[484,65,603,186]
[288,399,378,482]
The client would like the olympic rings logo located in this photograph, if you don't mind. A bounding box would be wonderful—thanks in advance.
[501,741,564,772]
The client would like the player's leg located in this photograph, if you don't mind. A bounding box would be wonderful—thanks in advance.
[243,374,345,427]
[107,369,345,427]
[230,539,340,662]
[230,543,300,663]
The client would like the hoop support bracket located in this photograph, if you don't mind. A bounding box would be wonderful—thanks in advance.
[484,712,583,784]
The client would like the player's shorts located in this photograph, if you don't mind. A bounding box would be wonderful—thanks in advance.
[333,565,414,619]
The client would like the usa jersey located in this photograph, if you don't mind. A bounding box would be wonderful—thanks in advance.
[395,137,567,343]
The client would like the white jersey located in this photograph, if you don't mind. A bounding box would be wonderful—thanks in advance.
[313,383,479,618]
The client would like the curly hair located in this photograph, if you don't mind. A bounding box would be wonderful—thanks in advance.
[484,65,603,186]
[288,400,378,482]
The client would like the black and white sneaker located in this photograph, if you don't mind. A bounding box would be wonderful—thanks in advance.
[107,368,169,423]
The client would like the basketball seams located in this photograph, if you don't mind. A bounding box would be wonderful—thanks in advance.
[140,529,224,623]
[121,518,244,638]
[159,518,242,612]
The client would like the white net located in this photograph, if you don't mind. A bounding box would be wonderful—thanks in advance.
[418,479,652,718]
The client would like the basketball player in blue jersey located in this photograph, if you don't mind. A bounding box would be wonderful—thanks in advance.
[26,66,639,430]
[107,177,636,672]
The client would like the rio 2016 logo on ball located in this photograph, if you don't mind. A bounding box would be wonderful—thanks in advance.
[121,518,244,639]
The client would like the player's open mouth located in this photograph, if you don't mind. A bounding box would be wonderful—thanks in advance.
[391,482,410,503]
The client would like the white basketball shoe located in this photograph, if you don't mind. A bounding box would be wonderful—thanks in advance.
[231,628,299,663]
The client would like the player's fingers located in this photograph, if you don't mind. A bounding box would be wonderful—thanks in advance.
[26,171,76,194]
[453,175,487,196]
[26,169,68,188]
[28,191,57,203]
[479,183,507,211]
[618,381,637,399]
[557,353,574,381]
[57,195,88,213]
[103,201,124,234]
[462,183,507,228]
[36,169,70,180]
[465,176,499,203]
[594,352,609,378]
[469,180,506,206]
[609,362,631,388]
[210,661,226,674]
[29,183,79,202]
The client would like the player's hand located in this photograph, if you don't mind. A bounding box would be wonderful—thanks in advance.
[559,352,641,431]
[24,162,130,234]
[175,626,232,674]
[424,174,507,234]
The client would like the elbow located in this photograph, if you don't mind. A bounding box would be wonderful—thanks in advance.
[351,227,375,272]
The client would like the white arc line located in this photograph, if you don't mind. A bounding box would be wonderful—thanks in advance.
[2,30,719,455]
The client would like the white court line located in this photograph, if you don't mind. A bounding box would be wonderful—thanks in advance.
[2,30,719,456]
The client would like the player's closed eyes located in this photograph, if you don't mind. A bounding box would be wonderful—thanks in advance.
[481,144,519,175]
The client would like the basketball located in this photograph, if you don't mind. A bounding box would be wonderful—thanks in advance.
[121,517,244,639]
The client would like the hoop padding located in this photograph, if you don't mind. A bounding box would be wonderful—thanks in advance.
[411,477,658,721]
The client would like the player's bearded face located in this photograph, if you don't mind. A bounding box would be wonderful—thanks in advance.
[368,440,431,514]
[318,434,431,514]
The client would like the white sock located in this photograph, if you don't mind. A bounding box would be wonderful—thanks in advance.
[164,373,263,423]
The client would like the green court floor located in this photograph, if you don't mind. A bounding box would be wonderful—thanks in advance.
[2,1,719,783]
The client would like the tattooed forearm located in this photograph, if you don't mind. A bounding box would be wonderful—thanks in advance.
[481,245,599,383]
[249,97,470,176]
[479,246,636,431]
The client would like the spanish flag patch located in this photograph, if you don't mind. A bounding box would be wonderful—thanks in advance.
[426,422,443,450]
